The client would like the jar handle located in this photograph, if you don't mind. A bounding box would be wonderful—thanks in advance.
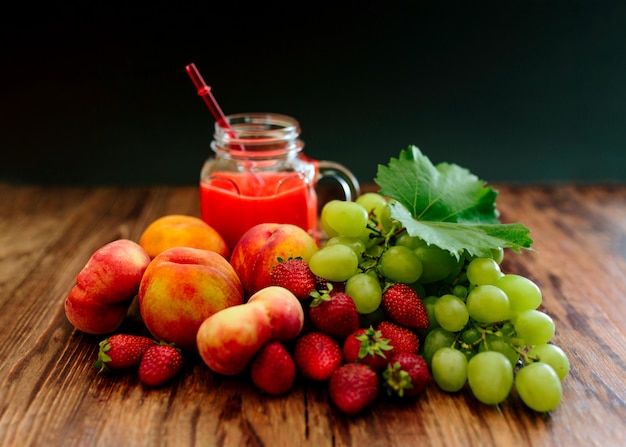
[316,160,361,202]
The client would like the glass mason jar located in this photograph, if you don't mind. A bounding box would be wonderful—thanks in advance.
[199,112,360,251]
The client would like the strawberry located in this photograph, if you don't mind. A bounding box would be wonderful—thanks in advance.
[329,363,379,415]
[250,341,296,395]
[309,290,360,338]
[342,327,393,372]
[94,334,156,372]
[293,331,343,381]
[383,352,429,398]
[377,321,420,356]
[381,283,429,330]
[270,257,317,300]
[138,343,183,387]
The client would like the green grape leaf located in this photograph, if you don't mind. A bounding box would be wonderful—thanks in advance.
[375,145,533,258]
[390,203,533,259]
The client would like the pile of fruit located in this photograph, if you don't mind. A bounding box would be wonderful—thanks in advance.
[64,146,569,414]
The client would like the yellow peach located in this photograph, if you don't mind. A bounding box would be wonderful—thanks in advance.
[139,214,229,259]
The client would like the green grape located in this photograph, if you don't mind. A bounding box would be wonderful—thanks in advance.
[378,201,394,232]
[467,351,514,405]
[479,335,520,368]
[515,362,562,412]
[496,274,542,316]
[345,272,383,314]
[441,261,465,288]
[434,294,470,332]
[461,327,482,346]
[452,284,468,300]
[490,247,505,264]
[421,296,441,331]
[466,257,503,285]
[395,233,427,250]
[320,200,341,238]
[422,327,456,367]
[356,192,387,222]
[379,245,423,284]
[414,245,459,284]
[308,244,358,282]
[325,236,366,257]
[364,268,379,279]
[431,347,468,392]
[513,310,555,346]
[466,285,511,323]
[527,344,570,380]
[320,200,368,238]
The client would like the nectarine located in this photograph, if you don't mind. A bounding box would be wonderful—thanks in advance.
[229,223,318,296]
[64,239,151,334]
[138,246,244,351]
[196,286,304,375]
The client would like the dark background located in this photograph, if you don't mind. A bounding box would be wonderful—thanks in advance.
[2,0,625,186]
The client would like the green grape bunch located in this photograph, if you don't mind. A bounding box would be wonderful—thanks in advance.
[310,147,569,413]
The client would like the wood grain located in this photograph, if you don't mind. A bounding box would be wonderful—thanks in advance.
[0,183,624,447]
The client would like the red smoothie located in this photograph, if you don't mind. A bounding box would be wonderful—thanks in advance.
[200,172,318,250]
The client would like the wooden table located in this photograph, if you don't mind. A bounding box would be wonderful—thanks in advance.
[1,182,625,447]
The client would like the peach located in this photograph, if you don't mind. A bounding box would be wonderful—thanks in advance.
[248,285,305,340]
[139,214,229,259]
[196,286,304,375]
[138,246,244,351]
[64,239,151,334]
[229,223,318,297]
[64,288,131,334]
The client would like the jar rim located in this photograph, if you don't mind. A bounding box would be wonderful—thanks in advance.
[212,113,304,157]
[214,112,301,141]
[210,141,304,159]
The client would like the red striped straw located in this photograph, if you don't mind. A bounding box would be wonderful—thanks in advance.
[185,63,231,130]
